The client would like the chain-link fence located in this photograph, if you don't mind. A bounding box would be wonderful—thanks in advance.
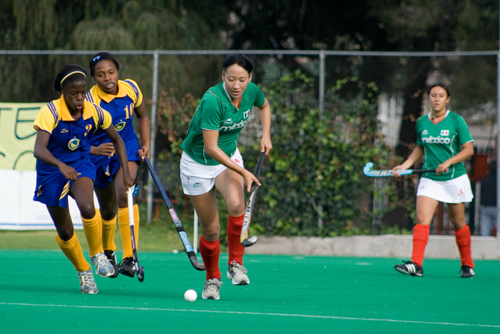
[1,49,498,236]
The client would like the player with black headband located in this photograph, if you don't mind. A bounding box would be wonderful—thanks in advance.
[180,53,272,300]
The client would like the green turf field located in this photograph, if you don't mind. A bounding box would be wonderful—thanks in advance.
[0,250,499,333]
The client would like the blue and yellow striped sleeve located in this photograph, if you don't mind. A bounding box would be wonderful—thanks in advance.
[85,90,97,104]
[100,108,113,130]
[33,102,58,133]
[87,101,112,131]
[123,79,143,108]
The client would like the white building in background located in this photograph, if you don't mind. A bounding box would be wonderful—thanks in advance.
[377,92,404,148]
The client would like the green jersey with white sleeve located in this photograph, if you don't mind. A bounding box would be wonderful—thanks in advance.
[180,81,265,165]
[416,111,473,181]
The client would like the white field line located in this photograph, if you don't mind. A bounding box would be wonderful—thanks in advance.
[0,302,499,329]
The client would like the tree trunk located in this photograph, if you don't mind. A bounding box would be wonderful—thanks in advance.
[395,57,432,158]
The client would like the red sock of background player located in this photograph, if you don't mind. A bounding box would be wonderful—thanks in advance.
[227,213,245,266]
[199,236,221,280]
[411,224,429,267]
[455,225,474,268]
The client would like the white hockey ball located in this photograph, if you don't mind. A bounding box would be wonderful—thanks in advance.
[184,289,197,302]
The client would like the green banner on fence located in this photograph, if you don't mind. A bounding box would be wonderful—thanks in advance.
[0,103,44,171]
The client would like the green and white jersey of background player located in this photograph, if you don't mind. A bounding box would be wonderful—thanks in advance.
[416,110,473,181]
[180,81,265,165]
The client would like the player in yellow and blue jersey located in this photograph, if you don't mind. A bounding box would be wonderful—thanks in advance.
[180,53,272,300]
[86,52,150,279]
[33,64,135,294]
[392,83,475,278]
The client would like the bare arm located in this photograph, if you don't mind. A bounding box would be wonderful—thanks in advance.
[33,130,80,181]
[392,145,424,176]
[134,101,151,160]
[258,98,272,154]
[436,142,474,175]
[203,129,260,192]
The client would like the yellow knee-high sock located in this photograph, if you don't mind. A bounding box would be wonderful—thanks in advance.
[56,233,91,272]
[82,209,104,258]
[134,204,140,246]
[102,215,117,252]
[118,204,140,259]
[118,207,132,259]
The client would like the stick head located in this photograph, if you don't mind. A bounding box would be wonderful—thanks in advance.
[241,236,258,247]
[137,266,145,282]
[363,162,394,177]
[188,252,206,271]
[363,162,374,175]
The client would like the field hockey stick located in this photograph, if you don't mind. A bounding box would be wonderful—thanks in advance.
[127,185,145,282]
[363,162,436,177]
[144,157,205,271]
[240,152,266,247]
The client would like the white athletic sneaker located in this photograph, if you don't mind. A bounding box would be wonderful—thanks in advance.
[78,270,98,294]
[91,253,115,277]
[227,260,250,285]
[202,278,223,300]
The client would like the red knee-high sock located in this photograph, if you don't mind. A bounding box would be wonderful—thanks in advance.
[199,236,221,280]
[227,213,245,266]
[455,225,474,268]
[411,224,430,267]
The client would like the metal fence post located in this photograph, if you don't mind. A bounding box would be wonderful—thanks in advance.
[147,51,159,224]
[317,50,325,230]
[319,50,325,119]
[496,50,500,239]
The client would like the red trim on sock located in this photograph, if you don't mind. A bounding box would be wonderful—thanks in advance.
[411,224,430,267]
[455,225,474,267]
[227,213,245,266]
[199,236,221,280]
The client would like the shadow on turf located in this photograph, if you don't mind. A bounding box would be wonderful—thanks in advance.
[0,280,198,299]
[0,282,78,294]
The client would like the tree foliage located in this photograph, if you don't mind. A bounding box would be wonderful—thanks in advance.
[252,71,392,236]
[368,0,498,156]
[1,0,497,115]
[0,0,226,102]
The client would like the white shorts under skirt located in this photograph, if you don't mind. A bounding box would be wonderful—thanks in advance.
[180,149,244,196]
[416,174,473,203]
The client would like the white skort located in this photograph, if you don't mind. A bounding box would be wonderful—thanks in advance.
[180,149,244,196]
[417,174,473,203]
